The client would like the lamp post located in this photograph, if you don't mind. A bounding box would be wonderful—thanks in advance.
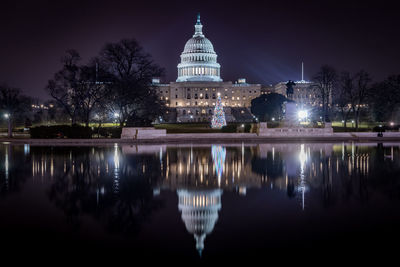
[4,113,11,138]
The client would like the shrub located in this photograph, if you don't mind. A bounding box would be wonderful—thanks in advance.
[96,127,122,138]
[221,124,237,133]
[372,126,385,132]
[30,125,92,139]
[244,124,252,133]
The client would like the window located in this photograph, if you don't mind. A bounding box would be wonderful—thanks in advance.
[187,94,191,99]
[175,95,178,98]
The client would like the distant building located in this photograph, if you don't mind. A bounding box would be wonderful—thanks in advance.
[154,14,261,123]
[273,80,321,108]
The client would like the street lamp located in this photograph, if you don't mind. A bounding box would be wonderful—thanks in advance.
[297,110,308,121]
[351,120,355,128]
[4,113,11,137]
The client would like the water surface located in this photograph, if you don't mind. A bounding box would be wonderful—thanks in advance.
[1,142,400,261]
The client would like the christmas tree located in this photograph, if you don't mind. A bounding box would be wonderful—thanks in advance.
[211,94,227,129]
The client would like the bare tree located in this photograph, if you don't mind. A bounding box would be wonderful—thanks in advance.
[311,65,337,122]
[334,71,355,128]
[46,51,110,126]
[75,62,111,126]
[98,38,165,127]
[352,70,371,130]
[0,85,31,137]
[46,49,81,125]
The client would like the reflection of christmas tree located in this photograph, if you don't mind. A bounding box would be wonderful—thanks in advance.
[211,94,227,129]
[211,145,226,187]
[211,145,226,180]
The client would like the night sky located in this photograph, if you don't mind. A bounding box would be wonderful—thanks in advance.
[1,0,399,100]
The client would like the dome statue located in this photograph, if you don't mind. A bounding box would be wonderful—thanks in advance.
[176,13,222,82]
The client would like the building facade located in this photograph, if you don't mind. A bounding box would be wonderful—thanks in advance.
[155,14,261,123]
[273,80,323,109]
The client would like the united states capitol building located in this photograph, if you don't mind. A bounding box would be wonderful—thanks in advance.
[154,14,261,123]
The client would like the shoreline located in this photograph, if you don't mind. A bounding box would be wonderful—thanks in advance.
[2,133,400,145]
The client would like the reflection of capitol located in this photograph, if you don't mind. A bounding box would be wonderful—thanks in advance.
[176,145,225,256]
[9,142,391,255]
[177,189,222,256]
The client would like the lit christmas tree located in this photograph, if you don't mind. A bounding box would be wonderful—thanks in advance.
[211,94,227,129]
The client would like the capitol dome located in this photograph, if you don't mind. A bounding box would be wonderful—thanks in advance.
[176,14,222,82]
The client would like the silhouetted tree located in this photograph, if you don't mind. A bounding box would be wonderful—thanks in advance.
[75,61,111,126]
[46,50,111,126]
[251,93,289,122]
[352,70,371,129]
[334,71,355,128]
[311,65,337,121]
[46,49,82,125]
[369,75,400,122]
[0,84,31,137]
[98,38,165,127]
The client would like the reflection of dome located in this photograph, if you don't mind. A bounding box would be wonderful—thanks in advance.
[177,189,222,256]
[176,13,222,82]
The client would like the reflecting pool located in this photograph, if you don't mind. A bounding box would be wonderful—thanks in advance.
[1,142,400,261]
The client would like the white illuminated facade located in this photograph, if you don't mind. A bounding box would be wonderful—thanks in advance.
[176,14,222,82]
[154,14,261,122]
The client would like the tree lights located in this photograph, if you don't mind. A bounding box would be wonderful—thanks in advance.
[211,94,226,129]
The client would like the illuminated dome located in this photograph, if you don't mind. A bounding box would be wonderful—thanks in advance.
[177,189,222,256]
[176,14,222,82]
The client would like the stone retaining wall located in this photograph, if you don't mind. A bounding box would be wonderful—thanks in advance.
[257,122,334,136]
[121,127,166,139]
